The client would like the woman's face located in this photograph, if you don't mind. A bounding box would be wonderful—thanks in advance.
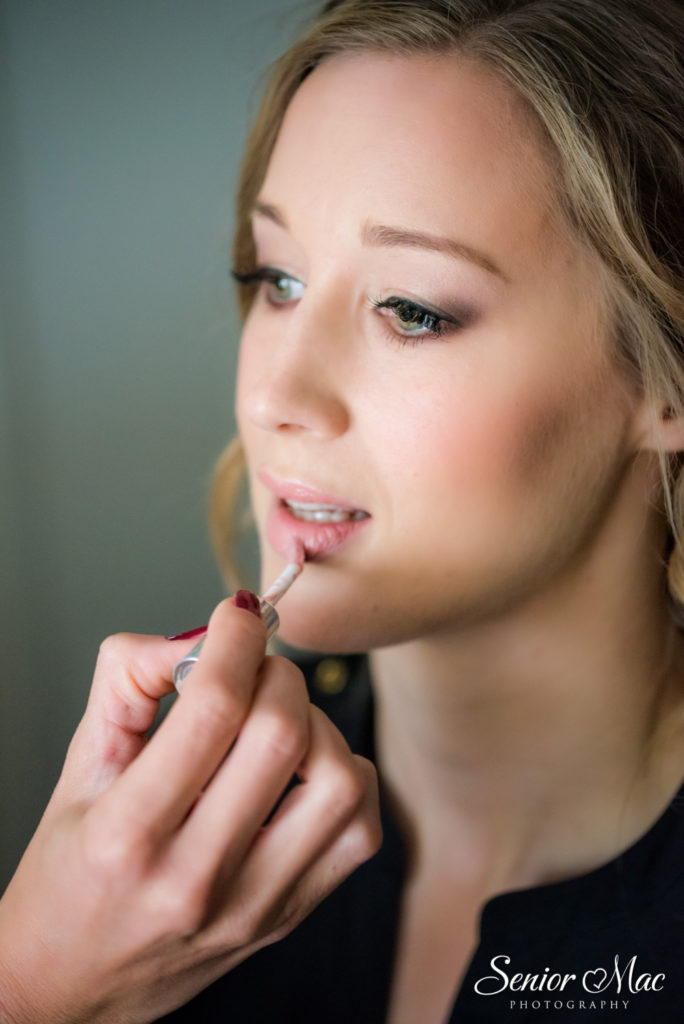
[236,53,641,652]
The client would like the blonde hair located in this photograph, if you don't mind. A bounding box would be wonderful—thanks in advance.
[212,0,684,605]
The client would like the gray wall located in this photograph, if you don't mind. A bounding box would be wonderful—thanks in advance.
[0,0,310,887]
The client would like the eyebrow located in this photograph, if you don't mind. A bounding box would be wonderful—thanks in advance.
[361,221,507,281]
[252,200,507,281]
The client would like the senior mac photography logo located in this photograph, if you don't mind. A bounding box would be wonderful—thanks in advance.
[472,954,666,1012]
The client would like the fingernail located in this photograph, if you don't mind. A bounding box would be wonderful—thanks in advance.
[166,625,208,641]
[233,590,263,619]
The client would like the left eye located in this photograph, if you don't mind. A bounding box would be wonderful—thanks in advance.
[373,296,451,339]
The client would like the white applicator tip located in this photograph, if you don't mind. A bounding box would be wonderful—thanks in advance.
[286,537,306,566]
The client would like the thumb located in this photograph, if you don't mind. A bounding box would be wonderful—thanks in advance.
[56,632,200,801]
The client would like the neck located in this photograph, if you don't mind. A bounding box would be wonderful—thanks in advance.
[371,497,684,895]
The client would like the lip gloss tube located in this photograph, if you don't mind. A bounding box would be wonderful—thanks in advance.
[172,560,303,691]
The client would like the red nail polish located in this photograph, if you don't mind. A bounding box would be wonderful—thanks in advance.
[233,590,263,619]
[166,625,208,641]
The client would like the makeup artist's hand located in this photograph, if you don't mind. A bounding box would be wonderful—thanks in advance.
[0,596,381,1024]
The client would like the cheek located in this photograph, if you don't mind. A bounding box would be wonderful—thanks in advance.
[234,341,267,502]
[499,386,588,492]
[234,334,254,430]
[235,336,267,475]
[374,366,613,528]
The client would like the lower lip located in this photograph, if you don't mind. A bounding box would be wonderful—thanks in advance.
[266,500,371,562]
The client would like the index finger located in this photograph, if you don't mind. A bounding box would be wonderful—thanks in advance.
[91,597,268,852]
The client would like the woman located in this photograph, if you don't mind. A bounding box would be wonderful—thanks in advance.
[1,0,682,1021]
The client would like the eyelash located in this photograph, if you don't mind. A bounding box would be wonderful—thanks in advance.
[369,296,458,345]
[232,266,304,304]
[231,266,464,346]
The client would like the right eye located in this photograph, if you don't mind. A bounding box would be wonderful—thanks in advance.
[231,266,306,305]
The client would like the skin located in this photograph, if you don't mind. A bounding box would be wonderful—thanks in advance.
[236,54,684,1023]
[0,607,379,1022]
[1,50,682,1024]
[239,54,647,649]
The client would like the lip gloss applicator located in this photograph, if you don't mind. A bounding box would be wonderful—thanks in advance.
[173,539,305,691]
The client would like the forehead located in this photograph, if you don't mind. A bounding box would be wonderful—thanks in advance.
[261,52,563,272]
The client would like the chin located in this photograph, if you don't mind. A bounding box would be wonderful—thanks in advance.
[275,605,369,654]
[273,598,430,655]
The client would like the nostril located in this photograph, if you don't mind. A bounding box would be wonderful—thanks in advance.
[247,381,349,438]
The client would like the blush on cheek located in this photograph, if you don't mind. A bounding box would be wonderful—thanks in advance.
[407,387,587,521]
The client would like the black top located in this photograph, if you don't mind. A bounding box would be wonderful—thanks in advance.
[159,654,684,1023]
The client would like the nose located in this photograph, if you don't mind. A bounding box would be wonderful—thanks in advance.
[237,296,351,439]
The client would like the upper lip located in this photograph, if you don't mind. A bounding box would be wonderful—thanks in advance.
[258,469,369,512]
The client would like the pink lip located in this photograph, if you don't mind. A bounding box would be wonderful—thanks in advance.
[266,502,370,562]
[257,470,368,512]
[258,470,371,562]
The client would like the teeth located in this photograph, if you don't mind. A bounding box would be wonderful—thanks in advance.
[286,501,343,512]
[295,509,350,523]
[284,499,368,523]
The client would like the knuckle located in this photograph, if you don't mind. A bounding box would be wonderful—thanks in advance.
[338,758,382,865]
[263,920,294,948]
[354,754,380,794]
[82,811,145,880]
[229,903,265,948]
[260,906,303,948]
[343,813,384,867]
[148,875,210,937]
[257,706,308,763]
[226,891,306,953]
[325,761,366,821]
[96,632,133,666]
[268,656,307,692]
[191,677,249,738]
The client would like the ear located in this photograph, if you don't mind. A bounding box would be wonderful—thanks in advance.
[632,400,684,454]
